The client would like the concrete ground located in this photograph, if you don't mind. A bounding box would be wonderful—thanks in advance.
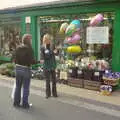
[0,81,120,120]
[0,74,120,107]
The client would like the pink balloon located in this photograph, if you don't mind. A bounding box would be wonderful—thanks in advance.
[72,34,80,41]
[90,18,98,26]
[64,37,72,43]
[96,14,104,21]
[67,37,72,41]
[68,34,80,44]
[90,14,104,26]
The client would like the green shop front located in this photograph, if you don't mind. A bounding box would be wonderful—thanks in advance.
[0,0,120,93]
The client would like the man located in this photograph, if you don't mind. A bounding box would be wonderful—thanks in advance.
[13,34,35,109]
[41,33,58,99]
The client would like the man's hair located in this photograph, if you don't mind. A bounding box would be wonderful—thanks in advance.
[22,34,32,45]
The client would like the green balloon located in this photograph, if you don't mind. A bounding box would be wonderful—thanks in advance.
[65,24,76,36]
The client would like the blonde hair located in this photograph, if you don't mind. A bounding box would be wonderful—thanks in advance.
[43,33,53,45]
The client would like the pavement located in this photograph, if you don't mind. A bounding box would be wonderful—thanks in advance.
[0,86,120,120]
[0,74,120,107]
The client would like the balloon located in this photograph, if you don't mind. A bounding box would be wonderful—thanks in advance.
[68,40,79,44]
[59,23,69,33]
[68,34,80,44]
[90,14,104,26]
[72,33,80,41]
[64,37,72,43]
[71,20,80,28]
[67,45,82,53]
[65,24,76,36]
[90,18,97,26]
[96,14,104,21]
[76,28,80,31]
[67,37,72,41]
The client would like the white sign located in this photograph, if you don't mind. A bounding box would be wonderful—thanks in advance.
[94,72,100,76]
[87,27,109,44]
[78,70,82,74]
[25,16,31,23]
[69,69,72,73]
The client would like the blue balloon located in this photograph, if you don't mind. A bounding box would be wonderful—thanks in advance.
[71,20,80,28]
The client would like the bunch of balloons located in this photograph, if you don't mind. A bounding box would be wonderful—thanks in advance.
[59,19,82,53]
[59,14,104,54]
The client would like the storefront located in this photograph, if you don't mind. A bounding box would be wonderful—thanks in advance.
[0,0,118,70]
[0,0,120,92]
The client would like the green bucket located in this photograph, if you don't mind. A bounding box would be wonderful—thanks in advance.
[32,63,43,70]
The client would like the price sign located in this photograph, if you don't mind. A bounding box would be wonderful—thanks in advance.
[78,70,82,74]
[69,69,72,73]
[94,72,100,76]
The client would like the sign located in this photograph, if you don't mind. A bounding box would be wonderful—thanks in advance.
[26,24,30,33]
[94,72,100,76]
[87,26,109,44]
[25,16,31,24]
[78,70,82,74]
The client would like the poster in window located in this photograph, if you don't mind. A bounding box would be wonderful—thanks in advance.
[86,27,109,44]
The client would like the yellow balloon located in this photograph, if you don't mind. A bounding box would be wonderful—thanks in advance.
[59,23,69,33]
[67,45,82,53]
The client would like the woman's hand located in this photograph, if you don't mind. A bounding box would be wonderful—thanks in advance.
[40,60,44,64]
[54,49,57,54]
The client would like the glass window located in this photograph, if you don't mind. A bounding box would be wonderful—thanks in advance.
[0,17,21,57]
[39,12,114,63]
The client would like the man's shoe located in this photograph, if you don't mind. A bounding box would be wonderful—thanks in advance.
[22,103,32,109]
[46,95,51,99]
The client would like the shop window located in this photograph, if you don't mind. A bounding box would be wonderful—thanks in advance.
[0,17,21,57]
[39,13,114,68]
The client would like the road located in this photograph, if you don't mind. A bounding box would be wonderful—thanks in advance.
[0,81,120,120]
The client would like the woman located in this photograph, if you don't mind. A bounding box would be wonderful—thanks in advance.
[41,33,58,99]
[13,34,35,108]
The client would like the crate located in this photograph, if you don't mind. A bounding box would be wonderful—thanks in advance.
[77,69,84,79]
[83,69,94,80]
[84,80,101,91]
[93,71,104,82]
[58,79,68,84]
[68,78,84,88]
[68,67,78,78]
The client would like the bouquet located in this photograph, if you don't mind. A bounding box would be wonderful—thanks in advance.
[100,85,112,96]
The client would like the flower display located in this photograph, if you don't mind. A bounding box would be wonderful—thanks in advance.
[100,85,112,96]
[79,57,109,71]
[103,70,120,86]
[103,70,120,79]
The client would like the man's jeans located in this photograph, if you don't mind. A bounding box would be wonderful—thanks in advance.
[14,65,31,105]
